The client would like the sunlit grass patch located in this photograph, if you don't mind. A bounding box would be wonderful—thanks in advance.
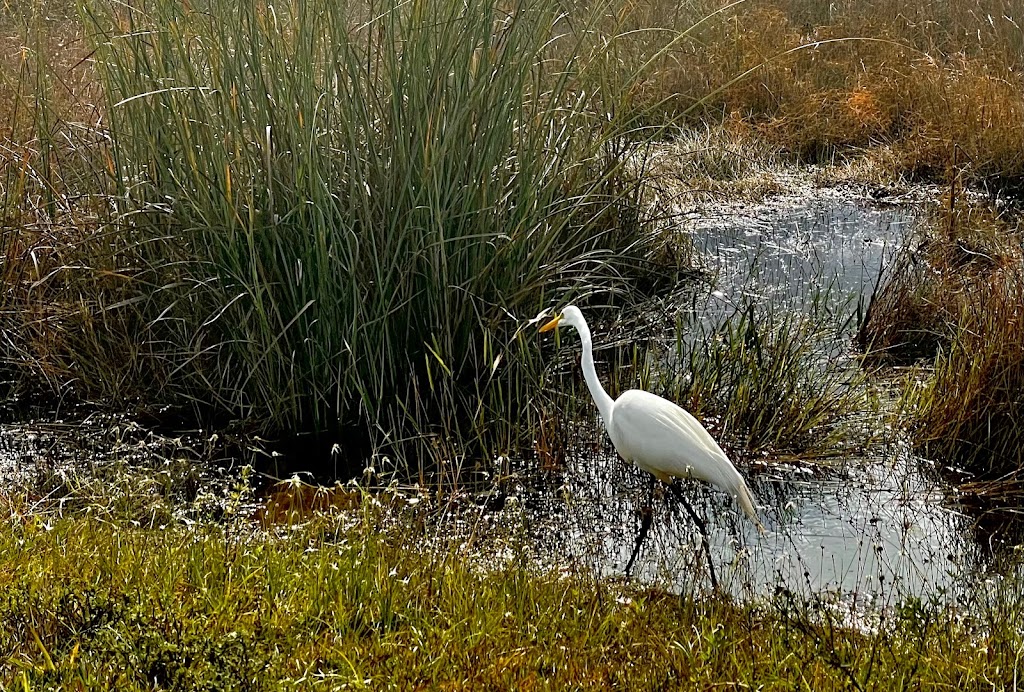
[1,501,1022,689]
[644,122,789,202]
[631,0,1024,190]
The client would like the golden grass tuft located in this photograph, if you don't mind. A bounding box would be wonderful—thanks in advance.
[622,0,1024,186]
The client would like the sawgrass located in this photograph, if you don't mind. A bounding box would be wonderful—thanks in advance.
[4,0,682,477]
[861,199,1024,481]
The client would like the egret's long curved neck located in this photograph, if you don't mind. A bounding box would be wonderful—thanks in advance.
[576,319,615,424]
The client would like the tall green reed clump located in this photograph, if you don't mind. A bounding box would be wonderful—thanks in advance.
[80,0,662,473]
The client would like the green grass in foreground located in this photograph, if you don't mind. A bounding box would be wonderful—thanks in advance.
[1,499,1020,690]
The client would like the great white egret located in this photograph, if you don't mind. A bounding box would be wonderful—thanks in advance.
[540,305,763,586]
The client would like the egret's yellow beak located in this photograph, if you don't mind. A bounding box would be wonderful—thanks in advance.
[539,313,562,333]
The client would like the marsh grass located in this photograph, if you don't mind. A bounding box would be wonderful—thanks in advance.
[1,394,1021,690]
[0,0,693,479]
[627,295,869,458]
[7,0,1024,486]
[630,0,1024,189]
[0,2,123,406]
[1,493,1023,690]
[540,293,870,466]
[859,199,1022,362]
[907,277,1024,478]
[644,122,790,202]
[679,300,870,456]
[861,200,1024,480]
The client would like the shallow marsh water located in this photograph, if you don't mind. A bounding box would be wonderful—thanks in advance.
[527,190,1021,613]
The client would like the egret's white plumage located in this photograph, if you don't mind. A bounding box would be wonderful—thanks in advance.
[540,305,761,528]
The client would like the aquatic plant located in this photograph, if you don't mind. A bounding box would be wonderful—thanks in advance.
[670,298,868,457]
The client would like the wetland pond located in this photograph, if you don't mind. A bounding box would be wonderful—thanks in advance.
[2,189,1022,620]
[522,189,1023,615]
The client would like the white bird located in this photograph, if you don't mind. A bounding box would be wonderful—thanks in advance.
[540,305,763,583]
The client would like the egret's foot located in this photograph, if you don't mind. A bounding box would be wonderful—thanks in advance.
[666,483,719,591]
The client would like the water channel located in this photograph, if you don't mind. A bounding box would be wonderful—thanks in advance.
[526,190,1022,614]
[2,189,1021,618]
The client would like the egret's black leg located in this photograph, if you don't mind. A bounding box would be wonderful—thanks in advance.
[667,482,719,591]
[625,476,657,575]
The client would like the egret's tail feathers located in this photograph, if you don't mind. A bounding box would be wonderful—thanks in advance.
[733,481,764,532]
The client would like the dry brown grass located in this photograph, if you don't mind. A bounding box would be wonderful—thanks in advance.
[909,266,1024,478]
[627,0,1024,188]
[1,2,120,394]
[860,197,1024,478]
[858,197,1021,362]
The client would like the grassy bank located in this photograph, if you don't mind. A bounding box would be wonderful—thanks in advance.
[1,494,1021,690]
[860,200,1024,481]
